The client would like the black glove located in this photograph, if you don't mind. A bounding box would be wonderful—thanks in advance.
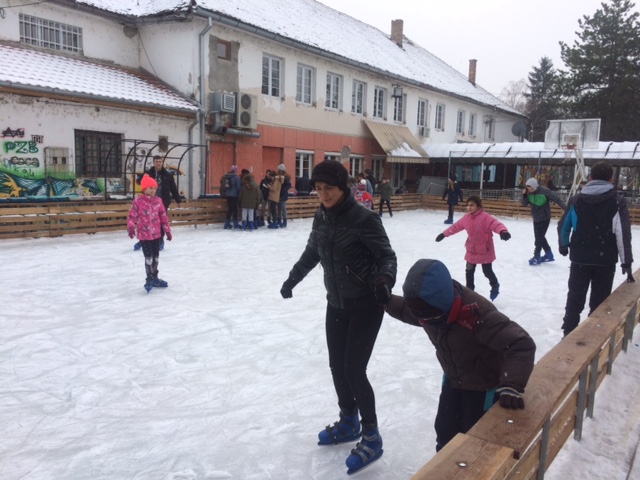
[373,275,393,305]
[499,231,511,241]
[497,386,525,409]
[280,278,296,299]
[559,246,569,256]
[435,233,445,242]
[622,264,635,283]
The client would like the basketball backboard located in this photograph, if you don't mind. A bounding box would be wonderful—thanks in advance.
[544,119,601,149]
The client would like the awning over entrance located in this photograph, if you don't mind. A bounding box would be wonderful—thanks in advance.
[363,120,430,164]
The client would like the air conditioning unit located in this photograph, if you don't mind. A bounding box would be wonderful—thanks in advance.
[209,91,236,113]
[419,126,430,138]
[233,92,257,129]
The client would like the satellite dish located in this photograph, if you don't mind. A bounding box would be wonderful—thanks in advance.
[511,122,528,140]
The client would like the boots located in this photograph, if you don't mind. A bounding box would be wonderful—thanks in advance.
[345,422,383,474]
[144,276,154,293]
[248,221,255,231]
[444,218,453,224]
[281,219,287,228]
[233,220,240,230]
[318,409,361,446]
[223,220,231,230]
[490,283,500,301]
[242,220,247,230]
[541,251,555,262]
[528,254,542,265]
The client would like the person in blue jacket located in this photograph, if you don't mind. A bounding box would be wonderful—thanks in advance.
[557,162,634,337]
[442,174,463,224]
[222,165,242,229]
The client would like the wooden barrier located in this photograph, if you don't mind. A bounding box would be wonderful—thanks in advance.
[411,271,640,480]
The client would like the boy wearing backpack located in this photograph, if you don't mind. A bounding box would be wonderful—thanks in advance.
[221,166,242,229]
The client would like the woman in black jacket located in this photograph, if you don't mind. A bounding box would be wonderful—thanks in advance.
[280,160,397,475]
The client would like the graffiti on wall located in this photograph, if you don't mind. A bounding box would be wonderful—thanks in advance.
[518,166,560,189]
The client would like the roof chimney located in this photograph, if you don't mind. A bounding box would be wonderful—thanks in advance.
[391,19,403,48]
[468,59,477,86]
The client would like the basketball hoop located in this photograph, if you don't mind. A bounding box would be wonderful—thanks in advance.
[561,143,576,163]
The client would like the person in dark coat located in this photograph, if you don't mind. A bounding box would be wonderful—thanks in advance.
[276,164,291,227]
[557,161,634,337]
[280,160,397,475]
[378,176,393,217]
[521,177,567,264]
[134,155,181,250]
[222,165,243,230]
[258,169,272,227]
[295,174,312,196]
[384,259,536,452]
[442,174,463,224]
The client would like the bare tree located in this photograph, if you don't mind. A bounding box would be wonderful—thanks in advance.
[498,79,528,112]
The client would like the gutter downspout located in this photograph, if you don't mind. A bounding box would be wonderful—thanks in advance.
[187,112,200,199]
[198,17,213,197]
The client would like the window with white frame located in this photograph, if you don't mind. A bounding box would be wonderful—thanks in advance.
[352,80,365,115]
[417,99,427,128]
[373,87,386,119]
[469,113,477,137]
[350,156,364,175]
[296,151,314,179]
[324,154,340,162]
[456,110,466,135]
[20,14,83,53]
[393,94,405,123]
[435,104,446,131]
[325,72,342,110]
[262,55,282,97]
[486,116,495,140]
[296,64,314,105]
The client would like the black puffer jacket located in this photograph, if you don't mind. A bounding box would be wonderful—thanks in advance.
[386,259,535,392]
[286,192,397,310]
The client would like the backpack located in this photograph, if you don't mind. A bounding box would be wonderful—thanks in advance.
[220,175,231,198]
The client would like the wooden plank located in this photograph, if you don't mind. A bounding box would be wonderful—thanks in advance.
[411,433,515,480]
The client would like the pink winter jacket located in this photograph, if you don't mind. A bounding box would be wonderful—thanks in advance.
[443,209,507,264]
[127,194,171,241]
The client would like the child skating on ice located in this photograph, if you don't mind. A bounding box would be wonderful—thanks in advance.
[435,195,510,301]
[127,174,172,292]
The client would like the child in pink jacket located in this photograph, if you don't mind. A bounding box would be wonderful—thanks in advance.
[127,174,172,292]
[435,195,510,300]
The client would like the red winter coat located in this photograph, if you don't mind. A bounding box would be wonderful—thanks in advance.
[444,209,507,264]
[127,194,171,241]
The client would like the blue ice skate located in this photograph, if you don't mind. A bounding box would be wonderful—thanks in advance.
[345,424,383,475]
[318,410,361,446]
[541,251,555,262]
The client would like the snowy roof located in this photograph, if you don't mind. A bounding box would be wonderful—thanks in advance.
[72,0,524,117]
[424,141,640,162]
[0,44,198,114]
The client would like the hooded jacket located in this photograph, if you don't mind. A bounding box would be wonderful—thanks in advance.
[238,174,262,209]
[443,209,507,264]
[285,191,397,310]
[521,185,567,222]
[558,180,633,266]
[223,172,242,198]
[385,259,535,392]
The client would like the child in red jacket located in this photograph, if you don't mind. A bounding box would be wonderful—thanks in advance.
[127,174,172,292]
[435,195,510,300]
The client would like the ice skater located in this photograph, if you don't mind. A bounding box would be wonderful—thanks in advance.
[127,174,172,292]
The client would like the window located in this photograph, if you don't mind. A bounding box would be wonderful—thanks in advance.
[372,158,384,183]
[19,14,83,53]
[417,99,427,128]
[262,55,282,97]
[486,116,495,140]
[393,94,405,123]
[296,64,314,105]
[324,154,341,162]
[216,40,231,60]
[296,152,314,179]
[325,73,342,110]
[352,80,365,115]
[75,130,122,176]
[435,104,446,131]
[373,87,386,119]
[456,110,466,135]
[469,113,477,137]
[350,156,364,175]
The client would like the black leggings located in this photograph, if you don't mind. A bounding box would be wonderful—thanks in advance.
[325,303,384,425]
[465,262,499,290]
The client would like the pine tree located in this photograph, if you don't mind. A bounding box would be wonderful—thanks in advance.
[524,57,562,142]
[560,0,640,141]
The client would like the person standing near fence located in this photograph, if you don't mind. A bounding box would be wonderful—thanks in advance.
[557,161,634,337]
[442,174,463,224]
[222,165,242,230]
[279,160,397,475]
[521,177,567,265]
[378,177,393,217]
[384,258,535,452]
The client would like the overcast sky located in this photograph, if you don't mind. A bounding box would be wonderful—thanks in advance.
[317,0,640,96]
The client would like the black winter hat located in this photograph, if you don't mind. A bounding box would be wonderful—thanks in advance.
[310,161,350,193]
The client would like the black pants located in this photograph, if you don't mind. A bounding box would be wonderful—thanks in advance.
[225,196,239,221]
[532,219,551,257]
[434,380,497,452]
[140,238,161,279]
[378,199,392,216]
[562,263,616,335]
[325,303,384,426]
[447,204,455,221]
[465,262,498,290]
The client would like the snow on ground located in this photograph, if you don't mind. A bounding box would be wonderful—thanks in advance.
[3,208,640,479]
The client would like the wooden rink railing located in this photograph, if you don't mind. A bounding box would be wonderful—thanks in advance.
[2,193,640,477]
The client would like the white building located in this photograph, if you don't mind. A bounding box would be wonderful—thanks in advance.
[0,0,527,200]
